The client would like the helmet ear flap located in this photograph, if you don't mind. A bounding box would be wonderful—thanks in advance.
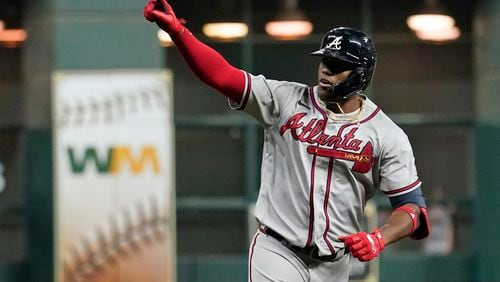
[355,67,368,90]
[342,67,365,96]
[354,67,365,81]
[325,67,365,102]
[352,67,373,94]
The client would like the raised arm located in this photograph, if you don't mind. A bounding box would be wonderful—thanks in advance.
[143,0,247,103]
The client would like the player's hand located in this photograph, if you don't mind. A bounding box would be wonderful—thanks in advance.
[143,0,186,36]
[339,228,385,262]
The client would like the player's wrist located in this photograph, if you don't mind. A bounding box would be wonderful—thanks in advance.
[169,26,191,46]
[172,25,186,37]
[372,228,385,251]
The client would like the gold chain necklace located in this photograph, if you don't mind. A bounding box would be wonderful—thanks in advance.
[323,98,365,124]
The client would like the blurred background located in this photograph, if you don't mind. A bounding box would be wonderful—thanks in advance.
[1,0,499,281]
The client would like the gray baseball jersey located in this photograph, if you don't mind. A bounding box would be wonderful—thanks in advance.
[231,73,421,257]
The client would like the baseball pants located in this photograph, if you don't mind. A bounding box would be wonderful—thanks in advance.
[248,230,351,282]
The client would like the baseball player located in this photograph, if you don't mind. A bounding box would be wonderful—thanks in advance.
[144,1,430,281]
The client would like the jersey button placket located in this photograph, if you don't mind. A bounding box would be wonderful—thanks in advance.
[310,109,330,248]
[313,181,327,243]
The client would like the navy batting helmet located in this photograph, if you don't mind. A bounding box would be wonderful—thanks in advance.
[311,27,377,101]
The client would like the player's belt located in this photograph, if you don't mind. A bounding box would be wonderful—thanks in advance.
[259,226,340,263]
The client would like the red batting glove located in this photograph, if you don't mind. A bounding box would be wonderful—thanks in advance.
[339,228,385,262]
[143,0,186,36]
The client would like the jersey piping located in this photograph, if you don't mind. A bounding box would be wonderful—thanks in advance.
[306,154,318,247]
[384,179,422,197]
[248,231,260,282]
[322,158,336,254]
[228,70,252,110]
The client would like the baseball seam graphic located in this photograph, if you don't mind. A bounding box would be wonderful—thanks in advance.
[55,73,173,282]
[63,196,168,282]
[56,85,168,128]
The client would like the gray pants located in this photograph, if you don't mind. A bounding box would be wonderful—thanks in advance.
[248,230,351,282]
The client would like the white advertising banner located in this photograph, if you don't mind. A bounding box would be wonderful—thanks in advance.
[52,70,175,282]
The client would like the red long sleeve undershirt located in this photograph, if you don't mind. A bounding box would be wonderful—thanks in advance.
[172,29,247,104]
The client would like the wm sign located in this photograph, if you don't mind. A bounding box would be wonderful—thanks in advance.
[67,146,160,174]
